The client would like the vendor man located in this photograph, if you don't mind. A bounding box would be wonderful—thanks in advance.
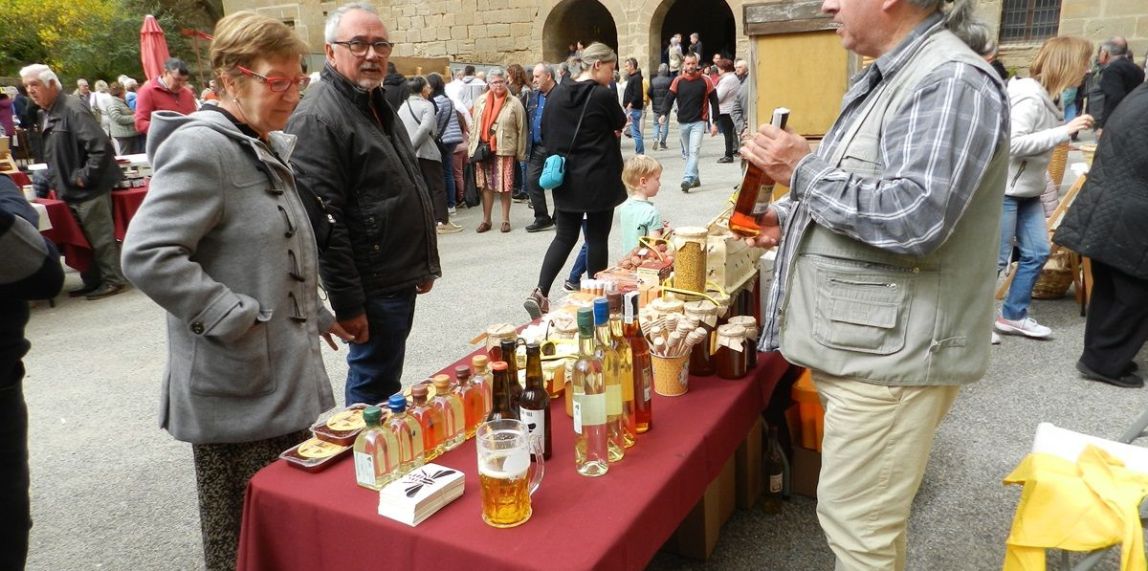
[740,0,1009,567]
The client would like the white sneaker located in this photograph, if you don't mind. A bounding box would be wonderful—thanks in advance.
[991,331,1001,345]
[994,315,1051,339]
[436,222,462,235]
[448,206,457,216]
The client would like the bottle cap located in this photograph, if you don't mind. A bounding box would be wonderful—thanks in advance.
[577,307,594,335]
[525,342,540,355]
[387,394,407,412]
[363,406,382,424]
[472,354,489,368]
[593,297,609,324]
[454,365,471,380]
[432,374,451,389]
[411,383,429,399]
[607,292,623,313]
[491,360,508,372]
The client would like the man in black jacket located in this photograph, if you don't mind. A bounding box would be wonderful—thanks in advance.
[648,63,672,150]
[382,61,407,111]
[0,173,65,571]
[622,58,645,155]
[1096,39,1145,137]
[20,63,126,300]
[286,4,441,405]
[523,62,558,232]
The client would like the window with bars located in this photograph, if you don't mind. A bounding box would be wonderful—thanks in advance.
[1000,0,1061,43]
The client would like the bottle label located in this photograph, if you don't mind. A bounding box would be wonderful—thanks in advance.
[752,183,775,214]
[641,369,653,402]
[520,407,547,452]
[769,473,783,494]
[353,451,376,486]
[573,400,583,434]
[606,384,622,416]
[578,392,607,426]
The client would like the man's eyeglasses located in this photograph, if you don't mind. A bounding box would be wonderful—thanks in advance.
[331,39,395,57]
[237,65,311,93]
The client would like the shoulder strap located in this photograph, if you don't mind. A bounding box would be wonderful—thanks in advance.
[568,88,594,151]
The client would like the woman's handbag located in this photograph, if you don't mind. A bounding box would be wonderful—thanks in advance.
[469,140,492,164]
[539,92,593,190]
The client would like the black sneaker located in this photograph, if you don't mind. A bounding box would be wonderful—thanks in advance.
[1076,360,1144,389]
[717,156,734,163]
[691,178,702,188]
[562,280,579,293]
[85,283,126,301]
[68,283,101,298]
[512,193,529,203]
[681,179,692,193]
[525,218,554,233]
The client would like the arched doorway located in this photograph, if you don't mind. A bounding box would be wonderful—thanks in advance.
[541,0,619,64]
[651,0,736,71]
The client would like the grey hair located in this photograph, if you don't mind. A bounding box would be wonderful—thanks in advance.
[556,61,570,77]
[1104,40,1128,57]
[657,63,669,75]
[953,21,994,57]
[486,67,506,81]
[534,62,555,79]
[325,2,379,43]
[19,64,60,88]
[911,0,980,48]
[567,42,617,76]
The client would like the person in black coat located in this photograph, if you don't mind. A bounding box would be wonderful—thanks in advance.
[523,42,626,318]
[1054,83,1148,388]
[1097,42,1145,135]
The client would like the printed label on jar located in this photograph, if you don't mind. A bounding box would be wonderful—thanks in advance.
[520,407,546,451]
[353,451,375,486]
[606,383,623,416]
[769,473,783,494]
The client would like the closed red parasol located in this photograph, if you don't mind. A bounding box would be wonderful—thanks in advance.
[140,15,171,81]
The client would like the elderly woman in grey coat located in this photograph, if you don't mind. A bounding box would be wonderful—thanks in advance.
[121,12,348,570]
[105,82,142,154]
[398,75,456,233]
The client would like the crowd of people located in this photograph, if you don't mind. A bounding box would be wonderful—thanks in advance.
[2,0,1148,570]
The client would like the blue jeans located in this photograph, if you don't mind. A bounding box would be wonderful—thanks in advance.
[566,220,590,285]
[629,109,644,154]
[679,121,704,184]
[998,196,1050,321]
[345,289,417,405]
[653,113,669,146]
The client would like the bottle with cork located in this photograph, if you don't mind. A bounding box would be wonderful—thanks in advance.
[430,374,466,451]
[729,108,790,238]
[409,383,445,461]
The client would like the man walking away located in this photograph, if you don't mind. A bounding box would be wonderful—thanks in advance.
[648,64,672,150]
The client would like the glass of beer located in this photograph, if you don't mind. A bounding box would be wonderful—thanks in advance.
[476,419,545,528]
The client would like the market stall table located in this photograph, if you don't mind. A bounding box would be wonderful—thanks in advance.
[111,184,148,241]
[237,351,792,571]
[34,197,92,273]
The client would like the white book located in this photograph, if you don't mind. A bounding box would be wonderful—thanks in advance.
[378,464,465,527]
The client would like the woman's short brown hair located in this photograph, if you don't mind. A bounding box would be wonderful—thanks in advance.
[1031,36,1093,100]
[211,11,308,88]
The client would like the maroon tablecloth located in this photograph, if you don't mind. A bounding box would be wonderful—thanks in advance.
[35,198,92,273]
[236,351,791,571]
[111,185,148,241]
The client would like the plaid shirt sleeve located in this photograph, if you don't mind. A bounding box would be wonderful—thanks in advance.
[789,62,1008,256]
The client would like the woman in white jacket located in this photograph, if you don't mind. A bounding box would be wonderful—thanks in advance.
[995,36,1094,340]
[398,76,457,233]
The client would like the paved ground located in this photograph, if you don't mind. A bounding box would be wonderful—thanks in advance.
[22,125,1145,570]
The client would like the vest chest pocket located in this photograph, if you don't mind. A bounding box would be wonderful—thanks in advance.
[812,266,914,355]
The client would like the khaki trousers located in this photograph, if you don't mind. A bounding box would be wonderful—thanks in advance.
[813,373,960,571]
[68,193,124,286]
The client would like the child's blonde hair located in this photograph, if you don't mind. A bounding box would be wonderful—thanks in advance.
[622,155,663,194]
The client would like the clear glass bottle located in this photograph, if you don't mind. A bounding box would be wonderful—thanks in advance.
[431,374,466,451]
[623,292,653,433]
[385,394,425,476]
[485,361,519,422]
[455,364,485,439]
[409,383,445,461]
[593,298,626,462]
[607,293,637,447]
[471,354,492,418]
[572,307,608,477]
[352,405,400,490]
[519,342,552,460]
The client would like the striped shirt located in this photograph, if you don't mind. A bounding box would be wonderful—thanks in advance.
[760,13,1009,350]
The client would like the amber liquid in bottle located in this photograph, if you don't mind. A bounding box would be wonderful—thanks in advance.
[607,293,637,447]
[409,383,444,461]
[623,292,653,433]
[729,108,790,238]
[499,339,524,412]
[485,361,519,423]
[454,365,485,439]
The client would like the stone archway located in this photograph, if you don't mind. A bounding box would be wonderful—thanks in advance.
[649,0,737,71]
[541,0,620,64]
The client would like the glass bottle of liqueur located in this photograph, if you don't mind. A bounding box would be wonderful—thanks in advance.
[485,361,520,422]
[593,298,626,462]
[353,405,400,490]
[729,108,790,238]
[454,365,485,439]
[471,354,493,418]
[622,291,653,433]
[572,307,608,477]
[763,424,786,514]
[431,374,466,451]
[519,342,553,460]
[409,383,445,461]
[385,394,425,476]
[499,338,524,412]
[606,293,637,447]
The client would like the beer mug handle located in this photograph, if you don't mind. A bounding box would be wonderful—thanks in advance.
[527,432,545,496]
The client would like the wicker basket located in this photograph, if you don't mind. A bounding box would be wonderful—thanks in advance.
[1031,248,1074,300]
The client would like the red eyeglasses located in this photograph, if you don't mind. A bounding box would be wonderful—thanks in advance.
[237,65,311,93]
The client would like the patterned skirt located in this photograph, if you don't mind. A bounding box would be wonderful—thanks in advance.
[476,155,518,193]
[192,429,310,571]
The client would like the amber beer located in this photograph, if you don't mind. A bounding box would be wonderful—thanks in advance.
[476,419,544,528]
[729,108,791,238]
[479,462,532,527]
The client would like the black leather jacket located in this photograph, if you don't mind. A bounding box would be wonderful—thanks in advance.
[286,64,441,320]
[648,74,672,116]
[42,93,122,203]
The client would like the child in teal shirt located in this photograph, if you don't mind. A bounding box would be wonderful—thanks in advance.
[619,155,665,253]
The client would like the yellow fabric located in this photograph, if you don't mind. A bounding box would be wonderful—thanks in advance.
[1002,445,1148,571]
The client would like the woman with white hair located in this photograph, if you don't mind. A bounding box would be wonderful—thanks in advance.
[467,67,527,233]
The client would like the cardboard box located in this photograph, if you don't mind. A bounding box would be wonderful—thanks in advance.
[735,417,764,509]
[791,445,821,499]
[662,455,737,560]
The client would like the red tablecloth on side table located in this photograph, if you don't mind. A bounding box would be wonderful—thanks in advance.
[111,185,147,241]
[34,198,92,273]
[237,351,791,571]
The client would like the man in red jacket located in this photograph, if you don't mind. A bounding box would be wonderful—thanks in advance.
[133,58,197,135]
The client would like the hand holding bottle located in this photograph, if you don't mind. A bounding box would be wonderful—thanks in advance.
[740,122,811,189]
[743,207,781,249]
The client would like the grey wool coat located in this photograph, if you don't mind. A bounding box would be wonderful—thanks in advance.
[122,110,335,444]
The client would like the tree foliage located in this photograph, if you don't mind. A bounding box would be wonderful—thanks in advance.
[0,0,222,84]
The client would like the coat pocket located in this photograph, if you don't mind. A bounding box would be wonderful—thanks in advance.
[811,265,913,355]
[188,323,276,398]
